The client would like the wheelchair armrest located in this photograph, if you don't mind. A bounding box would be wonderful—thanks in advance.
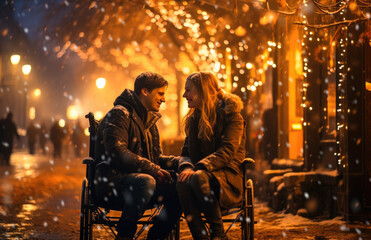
[241,158,255,172]
[83,157,95,165]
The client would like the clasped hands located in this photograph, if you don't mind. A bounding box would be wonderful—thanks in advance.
[156,168,195,185]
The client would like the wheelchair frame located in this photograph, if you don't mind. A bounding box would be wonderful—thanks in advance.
[220,158,255,240]
[79,112,254,240]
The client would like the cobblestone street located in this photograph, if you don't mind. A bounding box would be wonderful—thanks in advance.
[0,151,370,239]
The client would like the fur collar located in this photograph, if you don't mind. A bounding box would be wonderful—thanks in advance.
[218,93,243,114]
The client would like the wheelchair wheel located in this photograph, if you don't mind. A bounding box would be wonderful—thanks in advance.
[242,179,254,240]
[80,179,92,240]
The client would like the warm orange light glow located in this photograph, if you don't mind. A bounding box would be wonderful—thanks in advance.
[84,128,90,136]
[366,82,371,91]
[59,119,65,128]
[33,88,41,97]
[67,105,79,120]
[246,62,253,69]
[292,123,302,130]
[96,77,106,89]
[29,107,36,120]
[213,61,221,72]
[295,50,303,75]
[94,111,104,120]
[10,55,21,65]
[22,64,32,75]
[235,26,246,37]
[182,67,190,74]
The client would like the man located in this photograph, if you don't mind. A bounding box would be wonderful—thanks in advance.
[26,120,38,155]
[94,72,181,240]
[0,112,20,165]
[50,120,65,158]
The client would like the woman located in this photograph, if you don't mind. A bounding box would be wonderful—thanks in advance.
[177,72,246,240]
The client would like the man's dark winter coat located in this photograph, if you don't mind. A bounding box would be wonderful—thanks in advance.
[94,89,177,189]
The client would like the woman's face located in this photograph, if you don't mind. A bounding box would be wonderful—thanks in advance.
[183,80,202,109]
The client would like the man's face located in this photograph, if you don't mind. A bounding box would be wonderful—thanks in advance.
[142,85,167,112]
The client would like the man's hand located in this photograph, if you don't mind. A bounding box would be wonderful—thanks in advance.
[156,169,172,185]
[178,168,194,182]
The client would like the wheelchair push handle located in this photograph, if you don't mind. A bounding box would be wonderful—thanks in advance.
[241,158,255,172]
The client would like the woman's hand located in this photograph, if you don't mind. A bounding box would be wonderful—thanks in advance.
[178,168,195,182]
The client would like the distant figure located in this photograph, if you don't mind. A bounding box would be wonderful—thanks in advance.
[26,121,38,155]
[39,121,47,155]
[50,121,65,158]
[262,108,277,164]
[71,120,84,157]
[0,112,20,165]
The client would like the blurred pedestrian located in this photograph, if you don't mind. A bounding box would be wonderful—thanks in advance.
[26,121,38,155]
[71,120,84,157]
[39,121,47,155]
[0,112,20,165]
[50,120,65,158]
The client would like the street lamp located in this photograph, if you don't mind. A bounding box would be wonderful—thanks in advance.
[10,55,21,65]
[33,88,41,97]
[22,64,32,76]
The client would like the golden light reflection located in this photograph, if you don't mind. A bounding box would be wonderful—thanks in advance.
[13,157,36,179]
[17,202,38,220]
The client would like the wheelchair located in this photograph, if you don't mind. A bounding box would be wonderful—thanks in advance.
[79,112,254,240]
[219,158,255,240]
[79,112,179,240]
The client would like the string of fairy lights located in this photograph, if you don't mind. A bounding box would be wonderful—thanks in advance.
[31,0,369,163]
[300,11,310,160]
[336,7,348,170]
[299,0,370,168]
[145,1,271,100]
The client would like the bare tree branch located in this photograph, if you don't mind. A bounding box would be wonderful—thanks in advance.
[294,18,368,29]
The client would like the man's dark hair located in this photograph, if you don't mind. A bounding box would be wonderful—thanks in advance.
[134,72,168,95]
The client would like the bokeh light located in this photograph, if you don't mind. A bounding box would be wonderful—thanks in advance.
[96,77,106,89]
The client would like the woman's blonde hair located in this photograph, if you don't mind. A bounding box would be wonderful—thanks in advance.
[183,72,224,141]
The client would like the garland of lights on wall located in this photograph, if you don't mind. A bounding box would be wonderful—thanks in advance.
[336,7,349,170]
[299,0,370,170]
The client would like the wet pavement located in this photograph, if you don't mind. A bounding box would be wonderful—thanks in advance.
[0,151,370,239]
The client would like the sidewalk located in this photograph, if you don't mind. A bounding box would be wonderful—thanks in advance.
[0,152,370,239]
